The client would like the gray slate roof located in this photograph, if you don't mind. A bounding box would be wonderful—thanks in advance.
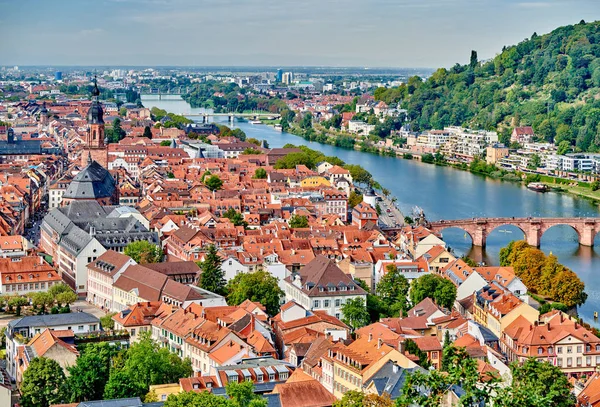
[63,160,116,200]
[8,312,100,330]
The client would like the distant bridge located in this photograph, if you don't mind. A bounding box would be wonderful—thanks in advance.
[427,217,600,247]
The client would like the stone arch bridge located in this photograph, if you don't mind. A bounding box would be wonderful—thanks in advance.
[427,217,600,247]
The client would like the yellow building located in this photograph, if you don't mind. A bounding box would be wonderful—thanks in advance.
[332,336,417,399]
[148,383,181,403]
[300,176,331,188]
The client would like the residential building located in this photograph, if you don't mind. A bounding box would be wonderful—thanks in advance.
[283,256,368,320]
[6,312,99,379]
[86,250,137,310]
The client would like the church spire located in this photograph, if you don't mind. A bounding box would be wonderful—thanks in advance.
[91,75,100,100]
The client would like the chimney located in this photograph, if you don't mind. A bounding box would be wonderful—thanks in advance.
[547,322,551,331]
[377,338,383,349]
[392,364,399,374]
[398,339,405,353]
[368,333,372,342]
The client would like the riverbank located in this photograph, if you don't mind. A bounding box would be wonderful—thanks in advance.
[271,121,600,204]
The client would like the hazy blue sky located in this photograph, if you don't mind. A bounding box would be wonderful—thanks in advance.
[1,0,599,67]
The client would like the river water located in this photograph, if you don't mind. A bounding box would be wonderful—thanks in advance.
[142,95,600,325]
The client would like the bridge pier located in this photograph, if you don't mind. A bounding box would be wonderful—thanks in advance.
[472,228,486,247]
[579,226,596,247]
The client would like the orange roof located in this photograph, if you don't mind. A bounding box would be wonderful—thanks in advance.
[209,340,245,365]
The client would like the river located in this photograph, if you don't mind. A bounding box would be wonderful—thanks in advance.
[142,95,600,325]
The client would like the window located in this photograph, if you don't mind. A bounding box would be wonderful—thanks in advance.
[431,351,438,359]
[577,345,583,353]
[557,347,563,354]
[324,300,330,307]
[335,299,340,307]
[313,300,320,308]
[548,347,554,355]
[567,346,572,354]
[131,329,136,336]
[269,374,275,381]
[577,357,582,366]
[335,313,340,319]
[537,347,543,355]
[587,356,592,366]
[567,357,572,367]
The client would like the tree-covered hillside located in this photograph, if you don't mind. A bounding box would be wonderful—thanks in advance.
[375,20,600,151]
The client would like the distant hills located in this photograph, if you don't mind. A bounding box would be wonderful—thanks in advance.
[375,20,600,152]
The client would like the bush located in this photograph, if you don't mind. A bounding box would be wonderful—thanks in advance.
[591,180,600,191]
[403,153,414,159]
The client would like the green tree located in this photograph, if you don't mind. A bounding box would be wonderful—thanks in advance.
[348,191,363,208]
[470,50,478,69]
[460,255,478,267]
[8,295,29,316]
[376,264,410,317]
[334,390,393,407]
[205,175,224,191]
[591,180,600,191]
[66,343,115,402]
[404,339,430,369]
[398,346,495,407]
[100,312,117,330]
[226,271,283,316]
[222,208,248,227]
[143,126,153,138]
[163,390,232,407]
[160,140,171,146]
[124,240,162,264]
[226,380,268,407]
[289,214,309,228]
[341,297,370,330]
[103,333,192,399]
[109,118,125,143]
[48,282,71,298]
[527,153,541,169]
[31,291,54,314]
[198,245,226,295]
[21,357,67,407]
[253,168,267,179]
[409,274,457,309]
[493,358,575,407]
[56,290,77,307]
[344,164,373,186]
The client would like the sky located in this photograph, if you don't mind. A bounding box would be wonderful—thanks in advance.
[1,0,599,68]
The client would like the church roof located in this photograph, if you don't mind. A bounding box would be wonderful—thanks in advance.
[63,160,116,200]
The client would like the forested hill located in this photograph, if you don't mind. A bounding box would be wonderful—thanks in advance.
[375,20,600,151]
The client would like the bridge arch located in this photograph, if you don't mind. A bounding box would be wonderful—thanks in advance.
[488,223,527,240]
[540,223,582,246]
[437,226,474,246]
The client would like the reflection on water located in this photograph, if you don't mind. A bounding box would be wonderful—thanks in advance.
[142,95,600,326]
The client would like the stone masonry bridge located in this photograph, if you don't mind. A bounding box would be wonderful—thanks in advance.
[427,217,600,247]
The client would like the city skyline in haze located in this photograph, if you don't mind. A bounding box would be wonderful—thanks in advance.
[1,0,599,68]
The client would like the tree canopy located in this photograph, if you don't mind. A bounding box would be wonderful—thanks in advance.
[226,271,283,316]
[289,214,309,228]
[376,264,410,317]
[103,333,192,399]
[409,274,457,310]
[21,357,68,407]
[197,245,226,295]
[500,240,587,306]
[205,175,224,192]
[341,297,370,330]
[124,240,162,264]
[374,21,600,152]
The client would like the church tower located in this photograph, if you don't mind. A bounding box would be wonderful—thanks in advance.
[82,76,108,167]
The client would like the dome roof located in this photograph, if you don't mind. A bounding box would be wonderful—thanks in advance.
[87,102,104,124]
[63,160,116,200]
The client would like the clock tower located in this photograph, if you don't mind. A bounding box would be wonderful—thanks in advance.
[82,76,108,167]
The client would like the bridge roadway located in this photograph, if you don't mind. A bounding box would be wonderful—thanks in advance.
[427,217,600,247]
